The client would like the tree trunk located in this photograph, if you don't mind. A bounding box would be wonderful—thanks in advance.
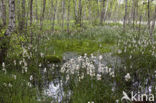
[147,0,150,31]
[30,0,33,43]
[35,0,38,21]
[51,0,53,30]
[30,0,33,26]
[5,0,16,36]
[1,0,6,26]
[132,0,135,29]
[19,0,26,31]
[40,0,46,30]
[96,0,100,23]
[150,6,156,40]
[123,0,128,32]
[104,0,108,22]
[0,0,16,64]
[100,0,106,25]
[67,0,70,33]
[74,0,78,24]
[78,0,82,27]
[62,0,65,31]
[52,0,57,31]
[139,15,142,35]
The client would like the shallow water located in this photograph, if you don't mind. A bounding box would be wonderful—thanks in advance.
[43,52,121,102]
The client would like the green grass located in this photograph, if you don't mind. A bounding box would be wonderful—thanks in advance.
[0,71,38,103]
[0,22,127,103]
[42,39,113,57]
[70,76,118,103]
[40,26,121,58]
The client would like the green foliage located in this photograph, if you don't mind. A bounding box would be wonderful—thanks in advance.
[44,55,62,63]
[40,26,119,57]
[0,71,38,103]
[70,76,117,103]
[115,31,156,93]
[7,33,26,59]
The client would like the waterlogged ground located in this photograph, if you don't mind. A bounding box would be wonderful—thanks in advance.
[39,25,156,103]
[43,53,121,102]
[37,26,121,102]
[1,25,156,103]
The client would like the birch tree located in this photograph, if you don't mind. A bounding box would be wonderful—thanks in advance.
[30,0,33,26]
[52,0,58,31]
[62,0,65,30]
[123,0,128,31]
[40,0,46,30]
[78,0,82,27]
[150,6,156,40]
[147,0,151,33]
[0,0,16,64]
[19,0,26,31]
[67,0,70,33]
[5,0,16,36]
[100,0,106,25]
[1,0,6,26]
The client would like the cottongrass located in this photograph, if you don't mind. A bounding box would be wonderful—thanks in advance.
[60,54,115,82]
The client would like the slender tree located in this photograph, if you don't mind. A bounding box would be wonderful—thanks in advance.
[147,0,151,33]
[132,0,135,29]
[74,0,78,24]
[150,6,156,40]
[19,0,26,31]
[52,0,58,31]
[5,0,16,36]
[1,0,6,26]
[40,0,46,30]
[100,0,106,25]
[30,0,33,26]
[123,0,128,31]
[30,0,33,43]
[104,0,108,22]
[78,0,82,26]
[51,0,54,30]
[35,0,38,20]
[0,0,16,64]
[67,0,71,33]
[62,0,65,30]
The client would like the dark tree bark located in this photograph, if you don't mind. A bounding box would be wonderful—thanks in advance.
[52,0,57,31]
[5,0,16,36]
[74,0,78,24]
[0,0,16,64]
[147,0,150,31]
[100,0,106,25]
[35,0,38,20]
[62,0,65,31]
[150,6,156,40]
[30,0,33,43]
[19,0,26,31]
[67,0,70,33]
[123,0,128,32]
[1,0,6,26]
[139,15,142,35]
[78,0,82,27]
[74,0,82,26]
[51,0,53,30]
[30,0,33,26]
[40,0,46,30]
[132,0,135,29]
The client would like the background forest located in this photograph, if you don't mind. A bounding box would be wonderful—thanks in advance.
[0,0,156,103]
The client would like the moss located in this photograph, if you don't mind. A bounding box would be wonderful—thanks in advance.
[44,55,62,63]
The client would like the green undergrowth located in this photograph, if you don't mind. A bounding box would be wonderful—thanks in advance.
[70,76,119,103]
[43,39,114,57]
[40,26,121,58]
[0,70,39,103]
